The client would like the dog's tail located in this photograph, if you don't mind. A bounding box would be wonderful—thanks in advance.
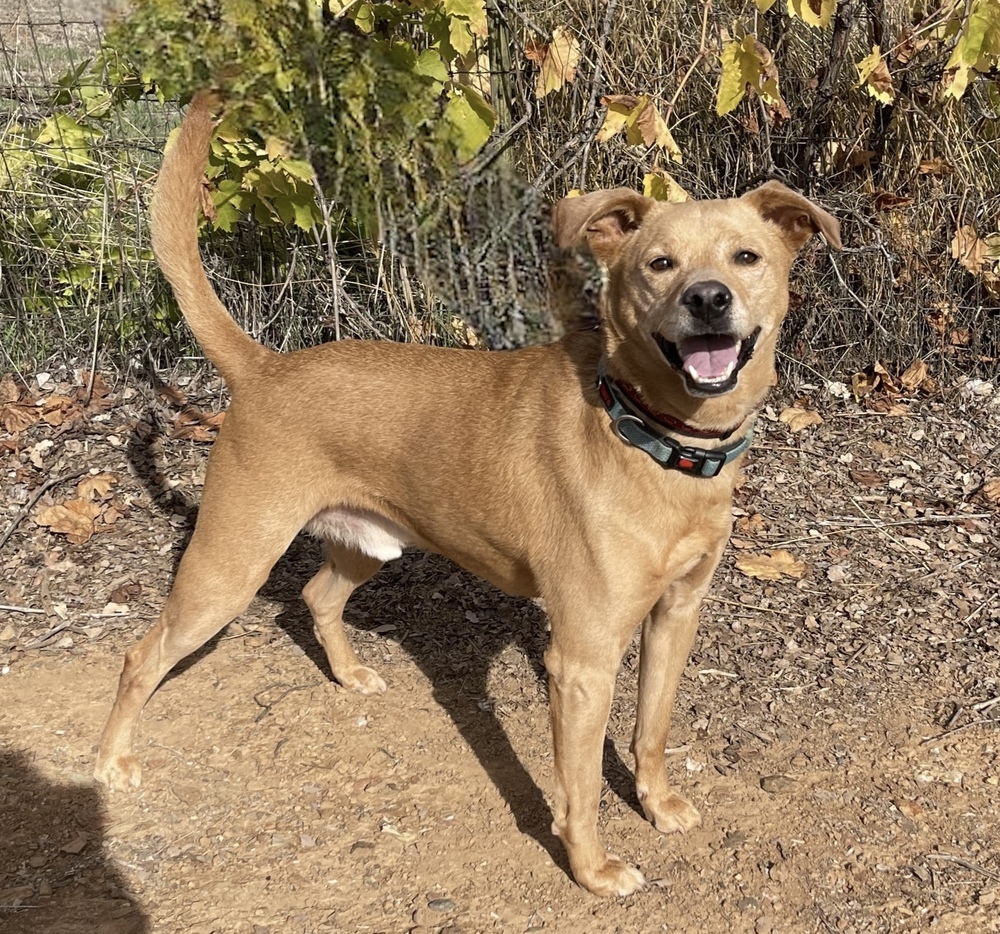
[150,91,271,387]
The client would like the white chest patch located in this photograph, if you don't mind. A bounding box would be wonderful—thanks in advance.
[305,506,413,562]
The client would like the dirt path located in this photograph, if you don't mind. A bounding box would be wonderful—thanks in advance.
[2,366,999,934]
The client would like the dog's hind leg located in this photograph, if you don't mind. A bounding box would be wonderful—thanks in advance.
[630,553,722,835]
[94,477,306,791]
[302,544,386,695]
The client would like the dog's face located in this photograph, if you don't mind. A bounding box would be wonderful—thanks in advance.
[552,183,841,399]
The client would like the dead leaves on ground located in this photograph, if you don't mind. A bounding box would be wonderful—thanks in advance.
[735,549,809,581]
[1,371,116,439]
[779,405,823,432]
[851,359,938,413]
[34,473,122,545]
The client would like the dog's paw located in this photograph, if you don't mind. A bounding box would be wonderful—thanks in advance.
[642,791,701,835]
[336,665,387,696]
[94,754,142,791]
[575,854,646,898]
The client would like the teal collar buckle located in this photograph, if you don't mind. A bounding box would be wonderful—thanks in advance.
[596,362,753,478]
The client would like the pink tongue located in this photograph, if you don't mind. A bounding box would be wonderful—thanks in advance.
[677,335,740,380]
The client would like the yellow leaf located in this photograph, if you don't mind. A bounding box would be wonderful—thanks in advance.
[530,26,581,99]
[982,478,1000,503]
[855,46,895,104]
[595,95,638,143]
[716,36,787,117]
[787,0,837,28]
[778,405,824,432]
[755,0,778,9]
[735,550,809,581]
[643,170,689,202]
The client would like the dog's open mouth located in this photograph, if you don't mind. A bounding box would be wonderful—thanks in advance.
[655,328,761,395]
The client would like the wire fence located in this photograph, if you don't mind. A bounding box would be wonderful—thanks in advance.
[1,2,998,386]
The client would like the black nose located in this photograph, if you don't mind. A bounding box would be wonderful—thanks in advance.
[681,280,732,322]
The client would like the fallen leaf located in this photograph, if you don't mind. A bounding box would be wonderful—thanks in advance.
[849,469,882,488]
[1,402,40,434]
[171,407,225,442]
[0,374,21,404]
[826,564,848,582]
[737,513,767,535]
[35,499,103,545]
[981,479,1000,503]
[157,383,188,406]
[778,406,823,432]
[735,550,809,581]
[899,359,928,392]
[952,225,988,275]
[901,536,930,552]
[76,473,117,502]
[918,157,953,176]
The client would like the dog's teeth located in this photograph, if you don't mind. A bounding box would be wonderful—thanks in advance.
[723,360,736,379]
[685,363,701,381]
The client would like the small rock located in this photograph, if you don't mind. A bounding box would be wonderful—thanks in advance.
[55,635,74,649]
[427,897,456,912]
[269,832,294,847]
[760,775,797,794]
[61,835,87,855]
[28,854,47,868]
[412,908,437,927]
[755,916,774,934]
[38,879,53,897]
[0,625,16,642]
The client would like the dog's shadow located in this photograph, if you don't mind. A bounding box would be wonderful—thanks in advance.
[263,535,643,880]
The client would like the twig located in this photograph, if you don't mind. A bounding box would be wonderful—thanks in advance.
[925,853,1000,882]
[0,468,87,551]
[666,1,712,113]
[0,604,46,615]
[22,621,73,650]
[972,695,1000,713]
[919,717,1000,746]
[253,681,320,723]
[769,513,990,547]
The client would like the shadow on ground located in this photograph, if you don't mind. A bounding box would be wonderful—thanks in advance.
[0,747,149,934]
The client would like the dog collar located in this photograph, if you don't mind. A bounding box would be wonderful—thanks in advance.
[596,362,753,478]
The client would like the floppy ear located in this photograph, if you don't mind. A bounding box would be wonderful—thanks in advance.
[741,181,842,252]
[551,188,654,263]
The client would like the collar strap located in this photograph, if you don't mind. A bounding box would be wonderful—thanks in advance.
[611,377,743,440]
[596,363,753,478]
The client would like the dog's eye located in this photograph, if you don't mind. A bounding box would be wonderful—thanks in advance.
[735,250,759,266]
[649,256,675,272]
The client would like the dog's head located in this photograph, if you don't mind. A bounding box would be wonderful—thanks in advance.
[552,182,841,403]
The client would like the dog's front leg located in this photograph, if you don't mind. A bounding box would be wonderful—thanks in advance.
[630,553,722,834]
[545,611,646,897]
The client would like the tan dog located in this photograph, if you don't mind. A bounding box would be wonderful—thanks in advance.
[95,93,840,896]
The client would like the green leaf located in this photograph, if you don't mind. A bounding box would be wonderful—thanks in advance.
[442,87,493,162]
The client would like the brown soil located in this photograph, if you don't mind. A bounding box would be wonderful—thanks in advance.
[1,366,999,934]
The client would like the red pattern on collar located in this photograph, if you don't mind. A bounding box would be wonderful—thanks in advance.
[613,377,744,441]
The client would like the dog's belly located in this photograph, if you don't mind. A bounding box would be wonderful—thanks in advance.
[305,506,413,561]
